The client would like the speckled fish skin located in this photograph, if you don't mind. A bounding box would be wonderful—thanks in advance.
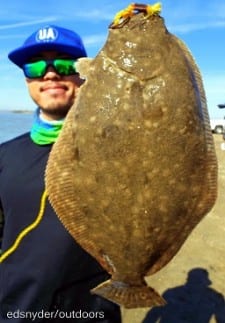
[45,11,217,308]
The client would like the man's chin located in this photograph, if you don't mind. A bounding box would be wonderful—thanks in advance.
[40,104,71,119]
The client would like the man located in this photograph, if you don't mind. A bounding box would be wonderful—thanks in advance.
[0,25,121,322]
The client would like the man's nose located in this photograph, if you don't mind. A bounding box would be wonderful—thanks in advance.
[43,65,60,79]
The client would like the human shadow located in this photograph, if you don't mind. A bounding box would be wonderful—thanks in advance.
[143,268,225,323]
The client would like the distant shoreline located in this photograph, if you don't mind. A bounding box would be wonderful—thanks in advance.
[12,110,33,114]
[0,110,33,114]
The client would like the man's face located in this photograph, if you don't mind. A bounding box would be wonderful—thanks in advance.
[25,51,84,120]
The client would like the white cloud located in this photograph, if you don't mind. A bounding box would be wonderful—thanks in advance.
[0,17,58,30]
[72,9,113,21]
[84,34,107,46]
[169,19,225,34]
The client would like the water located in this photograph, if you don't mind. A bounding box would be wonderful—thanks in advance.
[0,111,34,144]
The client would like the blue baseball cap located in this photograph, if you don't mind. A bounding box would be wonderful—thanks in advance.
[8,25,87,68]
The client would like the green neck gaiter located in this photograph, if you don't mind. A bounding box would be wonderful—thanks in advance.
[30,108,64,145]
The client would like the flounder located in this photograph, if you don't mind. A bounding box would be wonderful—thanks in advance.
[45,3,217,308]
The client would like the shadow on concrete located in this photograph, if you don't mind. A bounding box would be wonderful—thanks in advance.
[143,268,225,323]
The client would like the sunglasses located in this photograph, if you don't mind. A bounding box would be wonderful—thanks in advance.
[22,58,78,79]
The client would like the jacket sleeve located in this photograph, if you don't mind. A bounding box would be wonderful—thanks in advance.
[0,200,3,252]
[0,144,4,252]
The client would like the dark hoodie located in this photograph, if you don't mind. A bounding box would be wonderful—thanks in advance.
[0,133,121,323]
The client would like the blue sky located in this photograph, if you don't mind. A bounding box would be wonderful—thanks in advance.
[0,0,225,119]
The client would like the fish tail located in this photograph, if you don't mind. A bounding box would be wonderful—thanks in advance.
[91,279,166,308]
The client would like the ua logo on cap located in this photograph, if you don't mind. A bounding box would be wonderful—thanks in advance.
[36,27,58,42]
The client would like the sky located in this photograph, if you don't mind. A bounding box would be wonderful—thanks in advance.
[0,0,225,119]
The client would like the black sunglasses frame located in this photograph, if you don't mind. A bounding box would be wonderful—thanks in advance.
[22,58,78,79]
